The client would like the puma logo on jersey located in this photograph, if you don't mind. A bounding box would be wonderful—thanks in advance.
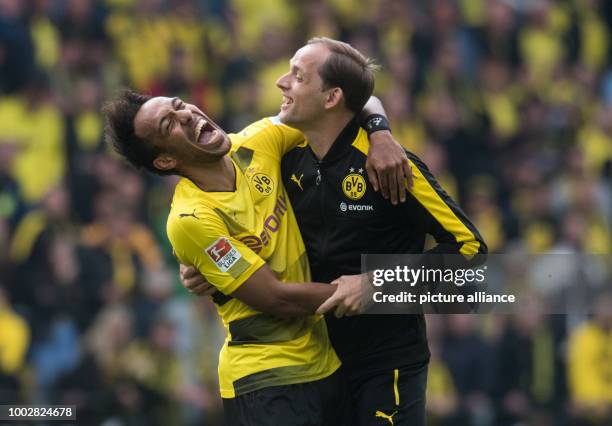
[179,209,198,219]
[375,410,398,425]
[291,173,304,191]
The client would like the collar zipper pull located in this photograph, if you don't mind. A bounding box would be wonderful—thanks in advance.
[315,168,322,186]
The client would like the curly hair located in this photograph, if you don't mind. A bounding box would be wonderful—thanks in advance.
[102,89,174,176]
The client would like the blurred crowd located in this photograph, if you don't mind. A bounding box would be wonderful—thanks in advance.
[0,0,611,425]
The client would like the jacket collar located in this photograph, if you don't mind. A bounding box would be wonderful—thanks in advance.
[309,116,360,164]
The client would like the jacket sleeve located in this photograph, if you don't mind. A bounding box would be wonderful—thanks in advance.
[407,151,487,261]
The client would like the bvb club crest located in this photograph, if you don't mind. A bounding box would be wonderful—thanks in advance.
[342,168,366,200]
[251,173,274,195]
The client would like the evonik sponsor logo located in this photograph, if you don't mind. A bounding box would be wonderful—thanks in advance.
[339,202,374,212]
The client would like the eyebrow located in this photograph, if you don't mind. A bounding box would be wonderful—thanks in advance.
[158,97,180,136]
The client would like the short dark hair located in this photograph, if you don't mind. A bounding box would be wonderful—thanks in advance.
[307,37,377,114]
[102,89,173,176]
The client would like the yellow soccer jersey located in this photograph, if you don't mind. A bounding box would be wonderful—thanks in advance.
[167,117,340,398]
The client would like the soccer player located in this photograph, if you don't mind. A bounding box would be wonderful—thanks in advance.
[183,37,487,425]
[102,89,407,425]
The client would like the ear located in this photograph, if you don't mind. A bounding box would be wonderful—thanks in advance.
[153,155,177,172]
[324,87,343,109]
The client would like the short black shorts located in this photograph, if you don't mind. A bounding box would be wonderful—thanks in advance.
[347,362,428,426]
[222,368,350,426]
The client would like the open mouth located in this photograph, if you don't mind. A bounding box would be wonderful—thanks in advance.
[194,118,221,146]
[281,95,293,109]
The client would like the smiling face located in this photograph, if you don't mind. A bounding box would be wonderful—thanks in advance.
[133,96,231,173]
[276,43,338,130]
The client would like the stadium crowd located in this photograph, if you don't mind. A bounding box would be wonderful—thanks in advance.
[0,0,611,425]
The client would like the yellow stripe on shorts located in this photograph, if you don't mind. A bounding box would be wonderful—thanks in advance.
[394,369,400,406]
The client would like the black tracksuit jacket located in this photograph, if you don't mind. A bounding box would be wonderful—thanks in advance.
[281,119,487,375]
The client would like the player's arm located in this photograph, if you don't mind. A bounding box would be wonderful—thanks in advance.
[360,96,414,204]
[171,214,360,318]
[231,264,337,317]
[182,262,366,318]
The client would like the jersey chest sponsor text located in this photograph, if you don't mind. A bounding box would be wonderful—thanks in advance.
[238,194,288,253]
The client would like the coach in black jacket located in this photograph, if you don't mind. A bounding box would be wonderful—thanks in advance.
[275,38,486,426]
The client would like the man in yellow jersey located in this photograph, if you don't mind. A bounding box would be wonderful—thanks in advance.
[102,88,406,425]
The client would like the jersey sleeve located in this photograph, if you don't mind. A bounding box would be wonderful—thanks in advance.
[167,209,266,295]
[230,117,305,159]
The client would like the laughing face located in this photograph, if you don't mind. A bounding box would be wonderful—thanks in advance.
[134,96,231,172]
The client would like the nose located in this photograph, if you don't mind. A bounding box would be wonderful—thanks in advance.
[175,108,193,124]
[276,72,290,90]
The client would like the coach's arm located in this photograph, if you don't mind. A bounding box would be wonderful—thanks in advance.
[360,95,414,203]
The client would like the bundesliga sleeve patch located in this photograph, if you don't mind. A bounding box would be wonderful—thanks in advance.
[206,237,243,272]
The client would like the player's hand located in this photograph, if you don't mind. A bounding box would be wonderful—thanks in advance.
[179,264,215,296]
[365,130,413,205]
[315,274,370,318]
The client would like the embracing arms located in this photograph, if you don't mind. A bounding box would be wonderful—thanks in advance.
[360,96,413,204]
[180,262,366,318]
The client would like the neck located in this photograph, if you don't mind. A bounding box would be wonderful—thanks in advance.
[301,110,355,160]
[182,155,236,192]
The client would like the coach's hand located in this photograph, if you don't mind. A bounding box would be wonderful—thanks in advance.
[179,264,216,296]
[365,130,413,205]
[315,274,370,318]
